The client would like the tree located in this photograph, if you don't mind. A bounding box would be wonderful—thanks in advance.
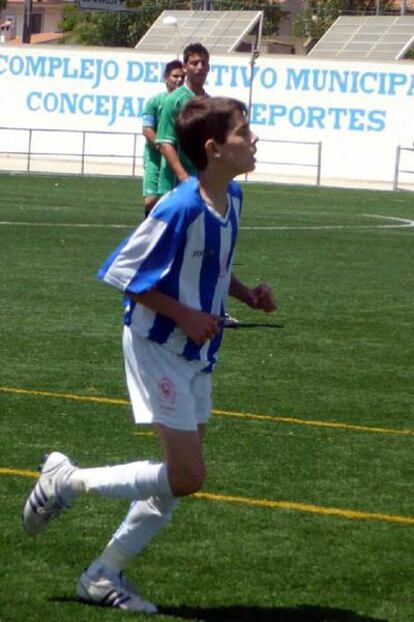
[60,0,177,47]
[59,0,281,48]
[293,0,395,39]
[0,0,7,12]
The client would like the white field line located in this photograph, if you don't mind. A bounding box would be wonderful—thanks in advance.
[0,214,413,231]
[0,221,130,229]
[241,214,414,230]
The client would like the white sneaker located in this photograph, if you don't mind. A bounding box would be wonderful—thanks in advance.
[22,451,77,536]
[77,567,157,614]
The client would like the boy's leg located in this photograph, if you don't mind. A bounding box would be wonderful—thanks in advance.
[143,157,160,217]
[156,423,206,496]
[23,427,204,612]
[68,458,171,499]
[23,335,209,536]
[90,423,206,573]
[78,496,178,613]
[22,454,172,537]
[96,496,179,571]
[67,420,205,500]
[78,424,205,611]
[22,334,210,610]
[23,422,205,542]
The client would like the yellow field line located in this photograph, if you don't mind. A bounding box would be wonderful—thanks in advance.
[213,409,414,436]
[0,386,129,405]
[194,492,414,526]
[3,467,413,526]
[1,385,413,437]
[0,468,38,478]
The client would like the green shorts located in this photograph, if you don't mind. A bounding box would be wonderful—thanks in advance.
[143,144,162,198]
[143,158,161,198]
[157,157,177,196]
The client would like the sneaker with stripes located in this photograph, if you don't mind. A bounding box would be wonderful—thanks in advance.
[77,566,157,614]
[22,451,77,536]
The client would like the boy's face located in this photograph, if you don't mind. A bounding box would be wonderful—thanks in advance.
[165,67,185,93]
[184,53,210,88]
[214,110,258,177]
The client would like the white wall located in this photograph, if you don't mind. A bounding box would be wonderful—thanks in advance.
[0,44,413,188]
[1,4,63,39]
[42,7,64,33]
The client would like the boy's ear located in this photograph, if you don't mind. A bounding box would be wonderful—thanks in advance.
[205,138,220,161]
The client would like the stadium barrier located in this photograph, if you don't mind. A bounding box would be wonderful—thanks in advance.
[393,145,414,191]
[0,126,322,186]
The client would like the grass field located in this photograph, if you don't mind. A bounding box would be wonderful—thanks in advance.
[0,173,413,622]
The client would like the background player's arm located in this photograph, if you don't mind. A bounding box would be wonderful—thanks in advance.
[128,288,219,345]
[142,96,159,148]
[229,273,277,313]
[143,127,157,147]
[157,96,190,183]
[158,143,189,182]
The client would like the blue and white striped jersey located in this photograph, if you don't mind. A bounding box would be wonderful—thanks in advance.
[98,177,242,370]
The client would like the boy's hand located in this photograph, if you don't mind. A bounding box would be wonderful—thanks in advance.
[245,284,277,313]
[129,290,221,345]
[177,307,221,346]
[229,275,277,313]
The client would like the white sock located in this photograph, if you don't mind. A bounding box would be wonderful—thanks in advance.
[66,460,171,501]
[89,495,179,574]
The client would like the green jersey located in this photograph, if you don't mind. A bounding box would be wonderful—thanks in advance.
[156,84,197,195]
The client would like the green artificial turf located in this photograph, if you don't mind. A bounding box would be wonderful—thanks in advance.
[0,173,413,622]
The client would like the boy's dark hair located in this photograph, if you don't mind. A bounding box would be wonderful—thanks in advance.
[176,96,247,171]
[164,59,183,78]
[183,42,210,64]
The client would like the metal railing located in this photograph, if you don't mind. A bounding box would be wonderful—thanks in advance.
[0,126,143,177]
[0,126,322,186]
[393,145,414,191]
[250,138,322,186]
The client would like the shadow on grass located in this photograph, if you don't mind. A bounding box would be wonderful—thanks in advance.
[159,604,388,622]
[224,322,284,329]
[51,599,388,622]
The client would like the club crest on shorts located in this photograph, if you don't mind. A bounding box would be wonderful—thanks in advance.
[158,377,176,405]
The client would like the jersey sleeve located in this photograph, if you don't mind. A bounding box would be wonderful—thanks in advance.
[142,96,158,128]
[97,208,188,296]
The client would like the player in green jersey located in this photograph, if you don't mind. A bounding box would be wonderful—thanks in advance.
[156,43,210,196]
[142,60,184,216]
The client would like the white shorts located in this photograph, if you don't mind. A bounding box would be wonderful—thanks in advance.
[123,327,212,431]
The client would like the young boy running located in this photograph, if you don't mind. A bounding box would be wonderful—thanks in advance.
[156,42,210,195]
[22,96,277,614]
[142,60,184,217]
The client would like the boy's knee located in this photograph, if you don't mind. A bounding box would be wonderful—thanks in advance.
[168,465,205,497]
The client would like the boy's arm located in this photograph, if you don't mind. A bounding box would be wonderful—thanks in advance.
[156,96,190,182]
[142,95,158,146]
[142,127,157,147]
[158,143,189,182]
[229,273,277,313]
[128,288,220,346]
